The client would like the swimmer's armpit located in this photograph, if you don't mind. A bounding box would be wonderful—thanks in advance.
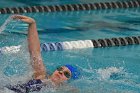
[31,56,46,80]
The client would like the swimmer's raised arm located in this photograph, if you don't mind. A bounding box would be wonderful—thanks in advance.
[12,15,46,80]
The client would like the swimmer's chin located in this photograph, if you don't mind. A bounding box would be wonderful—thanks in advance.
[51,76,60,81]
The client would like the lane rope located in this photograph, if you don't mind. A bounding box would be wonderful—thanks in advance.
[0,36,140,54]
[0,0,140,14]
[40,36,140,52]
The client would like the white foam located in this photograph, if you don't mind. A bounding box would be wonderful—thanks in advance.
[97,67,124,80]
[1,45,21,54]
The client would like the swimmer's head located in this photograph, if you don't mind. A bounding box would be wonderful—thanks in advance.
[65,64,81,80]
[51,65,81,84]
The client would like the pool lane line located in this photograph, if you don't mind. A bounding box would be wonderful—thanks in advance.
[0,0,140,14]
[40,36,140,52]
[0,36,140,53]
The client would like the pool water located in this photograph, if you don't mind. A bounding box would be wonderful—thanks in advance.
[0,1,140,93]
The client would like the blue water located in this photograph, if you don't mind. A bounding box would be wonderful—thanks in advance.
[0,1,140,93]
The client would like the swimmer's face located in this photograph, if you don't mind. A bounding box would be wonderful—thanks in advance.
[51,66,71,83]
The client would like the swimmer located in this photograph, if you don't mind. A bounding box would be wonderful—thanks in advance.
[6,15,80,93]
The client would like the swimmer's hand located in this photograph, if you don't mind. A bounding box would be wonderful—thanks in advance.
[11,15,35,24]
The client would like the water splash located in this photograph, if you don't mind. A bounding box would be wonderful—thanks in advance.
[0,45,21,54]
[0,41,33,92]
[68,66,140,93]
[97,67,124,80]
[0,16,13,33]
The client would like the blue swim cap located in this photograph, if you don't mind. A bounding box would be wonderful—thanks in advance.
[65,64,80,80]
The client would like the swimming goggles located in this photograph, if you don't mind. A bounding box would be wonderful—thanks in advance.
[57,67,71,78]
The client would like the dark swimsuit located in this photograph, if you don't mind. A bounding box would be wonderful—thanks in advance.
[6,79,44,93]
[6,58,53,93]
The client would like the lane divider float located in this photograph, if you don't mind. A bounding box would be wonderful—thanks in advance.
[40,36,140,52]
[0,0,140,14]
[0,36,140,54]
